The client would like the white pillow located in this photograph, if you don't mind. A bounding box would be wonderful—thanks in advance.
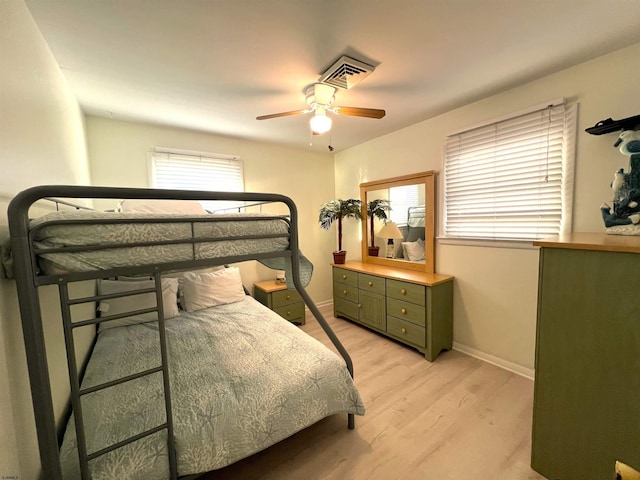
[401,241,425,262]
[98,278,180,331]
[164,265,226,309]
[117,199,207,215]
[182,267,246,311]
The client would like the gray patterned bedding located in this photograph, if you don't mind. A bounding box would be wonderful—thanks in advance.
[20,210,312,286]
[60,296,365,479]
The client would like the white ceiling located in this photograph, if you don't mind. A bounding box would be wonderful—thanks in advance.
[26,0,640,153]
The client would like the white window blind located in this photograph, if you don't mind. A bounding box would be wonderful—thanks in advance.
[150,149,243,212]
[444,102,576,241]
[390,184,420,226]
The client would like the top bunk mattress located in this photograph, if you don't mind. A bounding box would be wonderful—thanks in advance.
[6,210,313,285]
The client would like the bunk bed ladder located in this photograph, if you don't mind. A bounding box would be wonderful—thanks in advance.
[58,273,178,479]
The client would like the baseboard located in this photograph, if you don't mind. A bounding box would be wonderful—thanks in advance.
[313,299,333,309]
[310,300,535,380]
[453,342,535,380]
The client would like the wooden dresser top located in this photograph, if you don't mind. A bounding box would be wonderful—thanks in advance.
[333,261,454,286]
[533,232,640,254]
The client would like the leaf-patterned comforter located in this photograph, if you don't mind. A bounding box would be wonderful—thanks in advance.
[60,296,364,479]
[24,211,312,286]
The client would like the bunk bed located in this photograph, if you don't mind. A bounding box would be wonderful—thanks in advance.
[406,205,426,241]
[5,185,364,480]
[395,205,426,262]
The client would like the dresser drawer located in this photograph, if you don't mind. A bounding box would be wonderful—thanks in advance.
[334,283,358,302]
[386,279,426,306]
[387,316,426,348]
[274,302,305,322]
[334,296,359,320]
[333,267,358,286]
[272,289,302,308]
[387,297,426,327]
[358,273,385,295]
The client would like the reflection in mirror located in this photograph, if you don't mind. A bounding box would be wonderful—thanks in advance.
[360,172,435,273]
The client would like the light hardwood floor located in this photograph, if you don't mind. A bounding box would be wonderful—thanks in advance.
[201,305,546,480]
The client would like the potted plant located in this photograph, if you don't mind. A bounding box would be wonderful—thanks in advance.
[367,199,391,256]
[319,198,362,264]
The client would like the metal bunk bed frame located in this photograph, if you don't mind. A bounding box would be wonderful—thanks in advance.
[8,185,355,480]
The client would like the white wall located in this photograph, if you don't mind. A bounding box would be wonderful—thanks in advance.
[86,116,336,303]
[4,1,640,474]
[0,1,92,478]
[335,41,640,376]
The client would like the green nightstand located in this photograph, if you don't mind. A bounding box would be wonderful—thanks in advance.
[254,280,305,325]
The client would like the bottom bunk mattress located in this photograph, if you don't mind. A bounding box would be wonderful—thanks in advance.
[60,296,365,479]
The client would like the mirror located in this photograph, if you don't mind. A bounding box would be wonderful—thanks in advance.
[360,171,435,273]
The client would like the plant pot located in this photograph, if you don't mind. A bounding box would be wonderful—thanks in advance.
[332,250,347,264]
[368,246,380,257]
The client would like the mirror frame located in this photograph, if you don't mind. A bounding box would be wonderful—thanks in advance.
[360,171,435,273]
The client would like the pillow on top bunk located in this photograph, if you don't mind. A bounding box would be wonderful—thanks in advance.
[401,238,425,262]
[98,278,180,331]
[182,266,246,311]
[116,199,207,215]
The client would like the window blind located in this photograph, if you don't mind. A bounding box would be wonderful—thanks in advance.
[150,149,244,212]
[390,184,420,226]
[444,102,576,241]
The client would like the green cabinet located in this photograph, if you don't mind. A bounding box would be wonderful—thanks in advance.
[358,289,386,331]
[333,262,453,361]
[254,280,305,325]
[532,234,640,479]
[333,267,386,332]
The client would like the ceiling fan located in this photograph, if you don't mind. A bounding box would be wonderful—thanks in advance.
[256,83,386,135]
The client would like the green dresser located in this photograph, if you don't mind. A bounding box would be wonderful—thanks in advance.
[333,261,453,361]
[532,233,640,479]
[254,280,305,325]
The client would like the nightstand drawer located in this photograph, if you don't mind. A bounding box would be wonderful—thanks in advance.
[386,279,426,306]
[387,316,426,348]
[358,273,385,295]
[333,267,358,286]
[274,302,304,322]
[253,280,305,325]
[387,297,426,327]
[272,289,302,308]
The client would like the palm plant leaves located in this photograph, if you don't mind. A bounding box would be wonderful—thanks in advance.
[367,199,390,248]
[318,198,363,252]
[318,198,362,229]
[367,199,390,221]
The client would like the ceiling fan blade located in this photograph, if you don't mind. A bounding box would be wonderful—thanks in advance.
[256,109,309,120]
[333,106,386,119]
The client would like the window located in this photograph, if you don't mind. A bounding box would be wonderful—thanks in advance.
[149,148,243,212]
[389,184,420,226]
[443,101,576,241]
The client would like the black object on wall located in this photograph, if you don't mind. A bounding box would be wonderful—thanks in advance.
[586,113,640,135]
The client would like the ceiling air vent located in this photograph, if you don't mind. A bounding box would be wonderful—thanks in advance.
[318,56,375,90]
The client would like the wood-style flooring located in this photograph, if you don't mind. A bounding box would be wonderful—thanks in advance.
[201,305,546,480]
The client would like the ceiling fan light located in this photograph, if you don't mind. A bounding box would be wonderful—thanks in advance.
[310,113,332,134]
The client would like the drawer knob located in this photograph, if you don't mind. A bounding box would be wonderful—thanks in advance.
[401,327,407,334]
[343,290,347,295]
[401,288,407,295]
[401,308,407,314]
[286,311,291,316]
[368,281,373,287]
[358,303,362,309]
[342,274,347,279]
[285,294,290,300]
